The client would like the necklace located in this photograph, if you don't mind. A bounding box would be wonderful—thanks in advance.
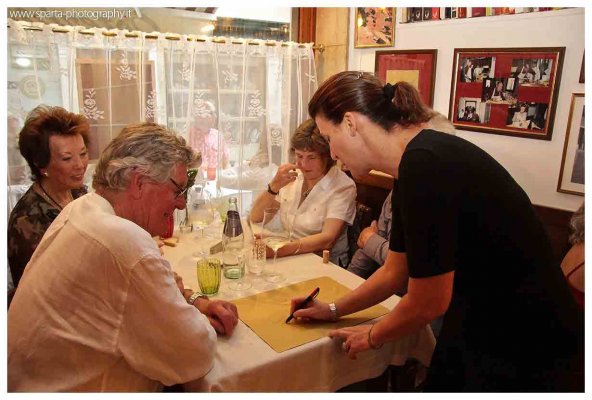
[302,179,320,199]
[38,182,71,210]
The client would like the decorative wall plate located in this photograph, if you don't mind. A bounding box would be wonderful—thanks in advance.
[19,75,45,99]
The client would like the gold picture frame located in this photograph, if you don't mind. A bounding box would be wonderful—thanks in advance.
[354,8,395,48]
[557,93,585,196]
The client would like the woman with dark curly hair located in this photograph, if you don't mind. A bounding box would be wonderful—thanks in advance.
[8,105,90,288]
[561,203,584,310]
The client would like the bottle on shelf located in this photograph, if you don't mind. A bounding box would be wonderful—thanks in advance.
[222,197,244,279]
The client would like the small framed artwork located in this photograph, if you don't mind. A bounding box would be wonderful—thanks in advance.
[448,47,565,140]
[375,49,437,106]
[557,93,585,196]
[354,8,395,48]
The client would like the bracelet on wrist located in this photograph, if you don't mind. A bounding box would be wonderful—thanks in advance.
[328,302,339,322]
[368,324,383,349]
[292,239,302,255]
[187,292,209,305]
[267,183,279,196]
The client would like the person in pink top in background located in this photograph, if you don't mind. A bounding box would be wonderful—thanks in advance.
[188,100,229,180]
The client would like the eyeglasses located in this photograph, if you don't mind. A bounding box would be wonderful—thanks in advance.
[169,178,188,199]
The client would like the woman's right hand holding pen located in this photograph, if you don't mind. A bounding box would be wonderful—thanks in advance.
[289,298,334,322]
[269,163,298,193]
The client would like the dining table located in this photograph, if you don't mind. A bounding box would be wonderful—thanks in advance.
[163,229,436,392]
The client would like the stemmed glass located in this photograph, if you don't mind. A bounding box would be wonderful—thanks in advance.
[261,207,291,283]
[211,193,229,225]
[190,185,214,239]
[189,186,215,259]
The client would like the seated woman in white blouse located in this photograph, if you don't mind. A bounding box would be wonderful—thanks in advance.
[250,119,357,266]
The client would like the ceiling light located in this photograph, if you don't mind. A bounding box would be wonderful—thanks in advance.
[15,57,31,67]
[201,23,215,33]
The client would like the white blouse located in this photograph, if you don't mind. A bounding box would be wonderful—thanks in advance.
[277,165,356,265]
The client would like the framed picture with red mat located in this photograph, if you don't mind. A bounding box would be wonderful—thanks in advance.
[375,49,437,107]
[448,47,565,140]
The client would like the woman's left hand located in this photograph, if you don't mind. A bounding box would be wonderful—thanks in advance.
[328,325,372,360]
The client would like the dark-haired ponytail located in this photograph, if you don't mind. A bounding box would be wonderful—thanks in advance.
[389,81,434,127]
[309,71,434,131]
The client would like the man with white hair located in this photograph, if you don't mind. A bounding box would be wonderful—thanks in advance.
[8,122,238,392]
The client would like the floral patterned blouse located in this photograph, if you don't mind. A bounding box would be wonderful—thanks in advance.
[7,185,87,287]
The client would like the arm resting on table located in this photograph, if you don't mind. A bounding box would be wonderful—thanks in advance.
[119,257,217,386]
[273,218,346,257]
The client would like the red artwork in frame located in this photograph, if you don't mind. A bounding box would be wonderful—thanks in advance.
[448,47,565,140]
[375,49,437,107]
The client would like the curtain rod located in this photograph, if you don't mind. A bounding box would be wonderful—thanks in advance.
[7,20,309,48]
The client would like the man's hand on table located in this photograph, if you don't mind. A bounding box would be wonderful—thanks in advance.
[177,272,239,336]
[195,298,239,337]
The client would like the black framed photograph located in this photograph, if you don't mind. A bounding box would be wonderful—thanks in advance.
[557,93,585,195]
[449,47,565,140]
[481,77,518,104]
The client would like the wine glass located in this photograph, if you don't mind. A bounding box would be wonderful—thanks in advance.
[189,185,214,239]
[261,207,291,283]
[207,187,226,223]
[189,186,215,259]
[228,249,252,291]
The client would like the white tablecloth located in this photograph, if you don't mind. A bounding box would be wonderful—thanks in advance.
[164,233,435,392]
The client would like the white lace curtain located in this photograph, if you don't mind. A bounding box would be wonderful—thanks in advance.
[7,19,317,216]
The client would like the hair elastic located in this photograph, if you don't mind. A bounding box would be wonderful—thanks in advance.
[383,83,395,101]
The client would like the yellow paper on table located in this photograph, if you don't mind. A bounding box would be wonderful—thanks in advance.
[232,276,390,353]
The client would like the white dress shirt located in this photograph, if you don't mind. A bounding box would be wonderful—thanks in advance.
[8,193,217,392]
[277,165,356,265]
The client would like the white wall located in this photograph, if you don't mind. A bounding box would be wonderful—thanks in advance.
[348,8,585,211]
